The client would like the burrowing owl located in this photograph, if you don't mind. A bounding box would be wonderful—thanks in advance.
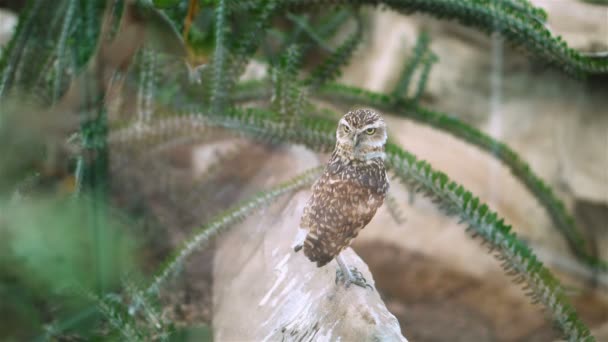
[294,108,389,288]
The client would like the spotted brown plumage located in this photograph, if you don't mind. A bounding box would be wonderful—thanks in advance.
[296,108,389,267]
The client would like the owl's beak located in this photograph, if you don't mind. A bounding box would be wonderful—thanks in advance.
[353,134,360,148]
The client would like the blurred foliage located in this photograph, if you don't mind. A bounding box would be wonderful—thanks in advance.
[0,195,138,339]
[581,0,608,5]
[0,0,606,340]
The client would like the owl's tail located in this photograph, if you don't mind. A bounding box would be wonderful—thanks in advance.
[301,233,338,267]
[293,235,334,267]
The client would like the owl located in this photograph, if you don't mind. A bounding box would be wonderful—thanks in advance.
[294,108,389,288]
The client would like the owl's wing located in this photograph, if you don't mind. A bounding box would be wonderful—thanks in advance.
[299,170,384,267]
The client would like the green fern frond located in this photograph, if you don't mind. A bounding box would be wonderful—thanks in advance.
[281,0,608,76]
[314,82,607,272]
[223,0,280,99]
[85,290,145,341]
[0,0,42,100]
[384,145,593,341]
[305,12,364,88]
[315,10,353,42]
[124,280,169,340]
[413,51,438,104]
[285,10,351,53]
[136,49,158,123]
[51,0,77,103]
[393,31,431,99]
[385,192,406,225]
[233,79,273,103]
[146,165,323,295]
[271,44,305,116]
[211,0,229,113]
[286,13,333,52]
[82,0,101,50]
[503,0,547,23]
[109,115,234,176]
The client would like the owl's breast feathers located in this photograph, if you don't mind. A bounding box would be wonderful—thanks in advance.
[299,158,388,267]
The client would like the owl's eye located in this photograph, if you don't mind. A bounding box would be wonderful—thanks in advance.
[343,125,350,133]
[365,128,376,135]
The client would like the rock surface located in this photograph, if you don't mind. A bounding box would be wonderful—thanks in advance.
[0,9,16,48]
[212,146,406,341]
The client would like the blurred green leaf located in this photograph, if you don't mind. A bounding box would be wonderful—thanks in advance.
[0,196,139,339]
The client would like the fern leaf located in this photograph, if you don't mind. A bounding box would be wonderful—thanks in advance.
[393,31,430,99]
[286,13,333,52]
[413,51,438,104]
[385,192,406,225]
[271,44,306,116]
[136,48,158,123]
[305,12,364,88]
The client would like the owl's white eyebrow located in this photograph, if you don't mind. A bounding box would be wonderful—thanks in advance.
[361,122,384,130]
[339,118,351,129]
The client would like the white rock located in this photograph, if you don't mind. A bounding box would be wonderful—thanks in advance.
[212,145,407,341]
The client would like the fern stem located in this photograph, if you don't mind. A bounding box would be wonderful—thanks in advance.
[393,31,430,98]
[146,166,323,295]
[52,0,76,104]
[413,51,438,104]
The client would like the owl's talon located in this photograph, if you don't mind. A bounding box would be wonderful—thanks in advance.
[335,266,373,290]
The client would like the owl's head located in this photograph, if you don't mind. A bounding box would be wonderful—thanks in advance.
[336,108,387,161]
